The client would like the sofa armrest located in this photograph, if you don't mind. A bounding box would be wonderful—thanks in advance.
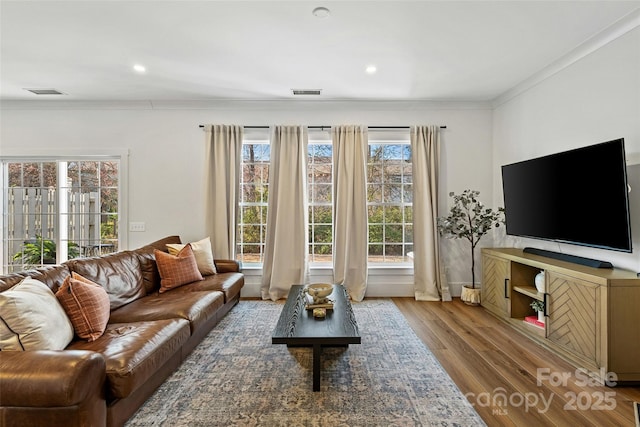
[0,350,106,407]
[214,259,242,273]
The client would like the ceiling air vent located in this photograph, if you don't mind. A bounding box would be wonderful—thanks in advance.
[24,88,66,95]
[292,89,322,96]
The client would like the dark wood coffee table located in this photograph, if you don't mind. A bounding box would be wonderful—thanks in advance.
[272,284,361,391]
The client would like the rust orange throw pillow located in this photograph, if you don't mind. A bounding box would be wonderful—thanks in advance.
[155,244,203,293]
[56,272,110,342]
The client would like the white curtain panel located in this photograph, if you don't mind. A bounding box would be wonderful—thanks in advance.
[261,126,310,301]
[411,125,450,301]
[204,124,243,260]
[332,125,369,301]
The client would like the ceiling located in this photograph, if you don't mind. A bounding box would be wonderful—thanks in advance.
[1,0,639,102]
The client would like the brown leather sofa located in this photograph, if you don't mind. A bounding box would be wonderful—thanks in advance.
[0,236,244,427]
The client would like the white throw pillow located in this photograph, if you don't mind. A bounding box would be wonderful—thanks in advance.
[0,277,74,351]
[166,236,217,275]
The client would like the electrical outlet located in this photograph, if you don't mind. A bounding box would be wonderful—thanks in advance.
[129,222,146,232]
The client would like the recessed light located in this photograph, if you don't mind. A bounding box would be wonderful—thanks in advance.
[366,65,377,74]
[312,7,330,18]
[133,64,147,73]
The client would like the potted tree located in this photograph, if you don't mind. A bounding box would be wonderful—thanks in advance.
[438,190,504,305]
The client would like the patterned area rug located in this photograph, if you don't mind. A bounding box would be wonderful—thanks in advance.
[126,299,485,426]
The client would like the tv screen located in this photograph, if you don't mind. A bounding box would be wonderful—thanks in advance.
[501,138,632,253]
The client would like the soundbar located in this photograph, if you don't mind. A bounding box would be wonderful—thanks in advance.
[523,247,613,269]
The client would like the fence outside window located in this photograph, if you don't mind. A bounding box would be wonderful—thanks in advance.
[2,159,119,273]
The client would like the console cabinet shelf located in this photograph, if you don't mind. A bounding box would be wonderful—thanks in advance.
[481,248,640,383]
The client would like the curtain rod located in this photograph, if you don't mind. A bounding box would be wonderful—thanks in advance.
[198,125,447,129]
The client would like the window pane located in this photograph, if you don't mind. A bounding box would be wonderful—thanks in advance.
[383,184,402,202]
[241,225,262,244]
[101,214,118,241]
[101,188,118,213]
[366,139,412,264]
[308,142,333,263]
[313,225,332,243]
[384,145,402,162]
[404,206,413,222]
[385,224,403,243]
[368,144,384,163]
[43,163,57,187]
[367,184,382,203]
[368,224,383,243]
[314,184,332,203]
[23,163,40,187]
[404,225,414,243]
[368,244,383,256]
[68,162,79,187]
[403,184,413,203]
[312,206,332,224]
[385,206,402,223]
[237,141,269,264]
[80,162,99,188]
[368,205,383,223]
[8,164,21,187]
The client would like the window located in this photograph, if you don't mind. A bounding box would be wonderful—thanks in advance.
[2,158,120,273]
[236,140,270,265]
[235,129,414,268]
[366,136,413,264]
[308,139,333,264]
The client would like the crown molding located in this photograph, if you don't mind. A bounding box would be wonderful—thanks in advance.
[492,7,640,108]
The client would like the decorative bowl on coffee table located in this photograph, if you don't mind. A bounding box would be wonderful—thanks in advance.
[305,283,333,304]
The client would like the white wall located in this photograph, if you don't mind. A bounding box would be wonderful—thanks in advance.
[4,26,637,295]
[492,26,640,273]
[0,100,494,296]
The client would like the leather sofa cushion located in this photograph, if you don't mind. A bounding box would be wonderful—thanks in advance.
[168,272,244,303]
[134,236,182,294]
[143,235,182,253]
[67,319,190,399]
[213,259,242,274]
[0,265,70,293]
[65,251,145,310]
[108,291,224,334]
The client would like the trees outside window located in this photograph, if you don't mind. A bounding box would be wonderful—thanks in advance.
[237,131,413,267]
[236,142,269,264]
[367,141,413,264]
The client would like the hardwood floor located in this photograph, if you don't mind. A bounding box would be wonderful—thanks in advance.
[392,297,640,427]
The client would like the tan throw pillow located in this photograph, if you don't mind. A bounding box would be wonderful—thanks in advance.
[56,273,110,342]
[166,237,217,275]
[0,277,74,351]
[155,244,203,293]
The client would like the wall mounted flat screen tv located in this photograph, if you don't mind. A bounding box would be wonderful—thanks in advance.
[501,138,632,253]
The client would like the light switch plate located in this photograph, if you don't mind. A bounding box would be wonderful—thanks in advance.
[129,222,146,232]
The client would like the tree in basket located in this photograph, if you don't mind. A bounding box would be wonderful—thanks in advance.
[437,190,504,305]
